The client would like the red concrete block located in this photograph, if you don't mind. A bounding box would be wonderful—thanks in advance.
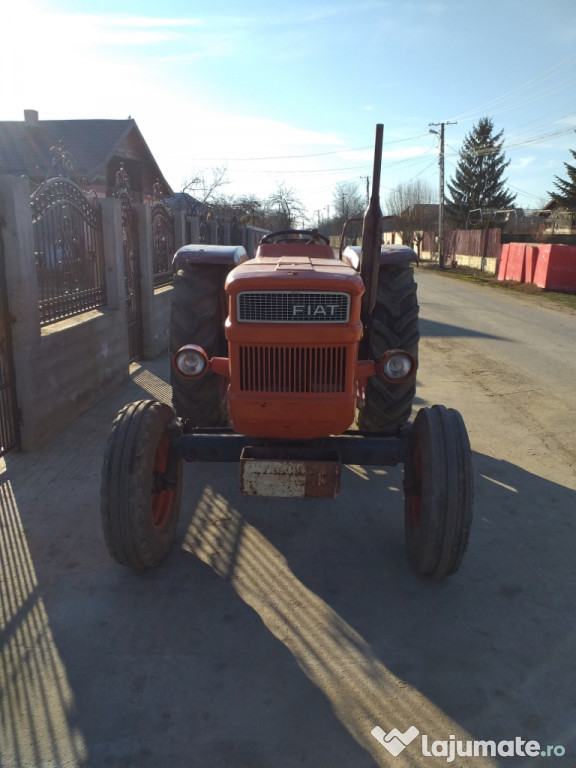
[533,244,576,290]
[498,243,510,280]
[524,245,539,283]
[504,242,526,282]
[533,244,552,288]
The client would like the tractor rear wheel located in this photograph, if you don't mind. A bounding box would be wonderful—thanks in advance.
[357,265,419,433]
[403,405,474,578]
[170,263,229,427]
[101,399,182,569]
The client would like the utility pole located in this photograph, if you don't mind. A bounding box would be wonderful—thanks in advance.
[429,120,456,269]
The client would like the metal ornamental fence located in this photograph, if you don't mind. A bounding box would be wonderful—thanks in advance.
[2,165,268,454]
[30,176,176,334]
[151,201,174,288]
[31,178,107,326]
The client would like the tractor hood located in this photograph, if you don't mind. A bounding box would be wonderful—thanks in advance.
[225,254,365,298]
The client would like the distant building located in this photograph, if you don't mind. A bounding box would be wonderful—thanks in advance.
[0,109,173,202]
[164,191,209,217]
[465,206,575,235]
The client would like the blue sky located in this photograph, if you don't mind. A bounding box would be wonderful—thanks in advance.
[3,0,576,220]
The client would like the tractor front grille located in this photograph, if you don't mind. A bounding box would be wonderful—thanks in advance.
[237,291,350,323]
[238,345,347,393]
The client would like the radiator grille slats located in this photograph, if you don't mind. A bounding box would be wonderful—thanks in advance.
[237,291,350,323]
[239,345,347,393]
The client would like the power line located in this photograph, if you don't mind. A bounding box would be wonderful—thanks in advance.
[448,51,576,124]
[176,121,575,181]
[508,184,543,201]
[223,150,437,176]
[442,124,575,161]
[185,132,431,163]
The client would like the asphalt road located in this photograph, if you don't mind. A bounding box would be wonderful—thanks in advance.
[1,269,575,768]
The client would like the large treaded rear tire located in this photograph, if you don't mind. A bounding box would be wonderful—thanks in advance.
[101,400,183,569]
[170,263,229,427]
[357,265,419,433]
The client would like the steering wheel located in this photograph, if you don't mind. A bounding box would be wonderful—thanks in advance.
[260,229,330,245]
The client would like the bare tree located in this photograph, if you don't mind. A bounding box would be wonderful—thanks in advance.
[235,195,263,226]
[266,183,307,230]
[208,192,238,222]
[181,166,230,204]
[386,180,437,249]
[333,181,365,224]
[313,181,365,238]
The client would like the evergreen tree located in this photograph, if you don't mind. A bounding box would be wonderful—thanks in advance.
[446,117,515,226]
[548,149,576,208]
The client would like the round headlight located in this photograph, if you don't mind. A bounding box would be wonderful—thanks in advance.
[380,350,415,383]
[173,345,209,379]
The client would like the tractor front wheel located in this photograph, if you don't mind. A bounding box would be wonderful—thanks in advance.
[403,405,473,578]
[101,399,183,569]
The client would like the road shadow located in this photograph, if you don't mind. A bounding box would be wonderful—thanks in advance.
[419,317,508,340]
[176,451,575,767]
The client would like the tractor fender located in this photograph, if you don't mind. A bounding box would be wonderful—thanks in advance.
[172,244,248,271]
[380,244,418,265]
[343,244,418,270]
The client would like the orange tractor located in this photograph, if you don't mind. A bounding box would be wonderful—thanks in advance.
[101,125,473,578]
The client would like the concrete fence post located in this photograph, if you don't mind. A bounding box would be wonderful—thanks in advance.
[99,198,126,312]
[173,211,186,251]
[188,216,200,244]
[0,175,42,448]
[136,203,157,359]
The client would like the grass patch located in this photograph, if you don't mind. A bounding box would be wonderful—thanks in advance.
[419,262,576,311]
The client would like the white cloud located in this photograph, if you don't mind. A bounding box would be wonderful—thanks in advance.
[512,156,535,170]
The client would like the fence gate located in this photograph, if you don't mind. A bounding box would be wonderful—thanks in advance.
[118,190,143,361]
[151,201,174,288]
[0,232,20,455]
[32,178,107,326]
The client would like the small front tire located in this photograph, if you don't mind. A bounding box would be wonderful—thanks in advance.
[404,405,473,578]
[101,400,183,569]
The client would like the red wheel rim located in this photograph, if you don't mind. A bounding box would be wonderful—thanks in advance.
[152,434,175,531]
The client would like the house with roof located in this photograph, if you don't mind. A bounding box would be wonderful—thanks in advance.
[0,109,173,201]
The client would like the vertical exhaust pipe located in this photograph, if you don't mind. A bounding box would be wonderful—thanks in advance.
[359,123,384,324]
